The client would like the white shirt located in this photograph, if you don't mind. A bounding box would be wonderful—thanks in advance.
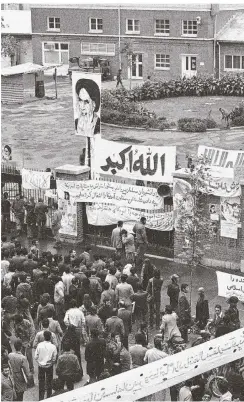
[144,348,167,364]
[3,271,14,287]
[54,281,65,303]
[64,307,85,328]
[1,260,10,281]
[62,272,74,295]
[35,341,57,368]
[178,386,193,401]
[219,391,232,402]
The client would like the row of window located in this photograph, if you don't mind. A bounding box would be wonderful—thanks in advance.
[47,17,198,36]
[42,42,244,72]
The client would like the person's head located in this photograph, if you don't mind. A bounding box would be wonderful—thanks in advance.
[42,318,50,329]
[3,192,8,200]
[43,330,52,342]
[1,363,10,377]
[93,254,99,261]
[154,336,162,350]
[228,296,239,308]
[165,305,173,315]
[117,221,123,228]
[62,342,71,352]
[135,333,145,346]
[153,268,160,279]
[14,314,23,324]
[83,294,92,307]
[85,246,91,253]
[69,299,77,309]
[218,379,229,395]
[90,328,99,339]
[91,269,97,277]
[69,249,76,258]
[103,297,111,307]
[130,267,136,276]
[109,267,116,276]
[198,287,205,297]
[75,78,100,118]
[14,339,22,351]
[144,258,150,267]
[112,308,118,316]
[215,304,222,315]
[181,283,189,293]
[19,274,26,283]
[120,274,127,283]
[41,293,50,306]
[171,274,179,283]
[140,217,146,225]
[82,277,90,288]
[119,300,126,309]
[184,379,193,388]
[103,281,110,291]
[202,392,211,401]
[3,145,11,158]
[52,378,64,392]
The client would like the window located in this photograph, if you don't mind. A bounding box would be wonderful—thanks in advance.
[126,19,140,34]
[47,17,60,31]
[224,55,244,70]
[81,42,115,56]
[43,42,69,65]
[155,19,170,35]
[89,18,103,32]
[182,20,197,36]
[155,54,170,69]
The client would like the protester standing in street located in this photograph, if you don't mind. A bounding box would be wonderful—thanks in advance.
[52,203,62,248]
[35,330,57,400]
[147,268,163,329]
[56,342,81,390]
[141,258,155,291]
[85,328,106,384]
[25,197,36,240]
[2,192,11,233]
[1,363,15,402]
[117,300,132,349]
[133,217,148,267]
[178,283,191,343]
[34,198,48,240]
[167,274,180,311]
[116,69,123,87]
[121,229,135,263]
[8,339,30,402]
[195,287,209,330]
[12,195,25,236]
[111,221,123,257]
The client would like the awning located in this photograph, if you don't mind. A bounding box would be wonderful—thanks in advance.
[1,62,62,76]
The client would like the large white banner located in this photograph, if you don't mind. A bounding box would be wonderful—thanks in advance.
[22,168,51,190]
[204,177,240,197]
[198,145,244,169]
[48,329,244,402]
[72,72,101,137]
[94,136,176,182]
[86,204,173,231]
[56,180,164,210]
[216,271,244,302]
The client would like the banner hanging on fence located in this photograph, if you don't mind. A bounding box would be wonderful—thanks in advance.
[94,136,176,182]
[72,72,101,137]
[86,204,173,231]
[22,168,51,190]
[198,145,244,169]
[216,271,244,302]
[58,197,77,236]
[48,328,244,402]
[56,180,164,210]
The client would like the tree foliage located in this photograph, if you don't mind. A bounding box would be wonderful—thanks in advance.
[1,34,19,58]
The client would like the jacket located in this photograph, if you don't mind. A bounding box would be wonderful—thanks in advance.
[133,222,147,244]
[196,298,209,324]
[105,316,125,337]
[178,293,191,325]
[117,308,132,336]
[115,283,134,306]
[111,227,122,249]
[8,352,29,393]
[56,352,81,378]
[122,233,135,253]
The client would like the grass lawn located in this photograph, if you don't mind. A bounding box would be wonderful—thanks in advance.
[142,95,243,126]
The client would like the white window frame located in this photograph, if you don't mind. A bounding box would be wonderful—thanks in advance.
[42,41,69,65]
[126,19,140,34]
[182,20,198,37]
[81,42,115,56]
[155,54,170,70]
[89,18,103,33]
[47,17,60,32]
[154,19,170,36]
[224,54,244,71]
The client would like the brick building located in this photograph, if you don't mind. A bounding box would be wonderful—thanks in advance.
[31,4,244,78]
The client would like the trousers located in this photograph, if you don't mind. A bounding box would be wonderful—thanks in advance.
[38,365,53,400]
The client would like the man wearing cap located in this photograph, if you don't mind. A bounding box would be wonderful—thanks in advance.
[226,296,240,331]
[111,221,123,256]
[167,274,180,311]
[195,287,209,330]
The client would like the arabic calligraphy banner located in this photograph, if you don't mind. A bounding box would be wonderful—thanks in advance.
[56,180,164,210]
[204,177,241,197]
[86,204,173,231]
[216,271,244,302]
[22,168,51,190]
[47,328,244,402]
[94,136,176,182]
[198,145,244,169]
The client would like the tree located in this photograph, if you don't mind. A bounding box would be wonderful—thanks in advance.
[176,156,212,306]
[1,16,25,66]
[121,39,136,90]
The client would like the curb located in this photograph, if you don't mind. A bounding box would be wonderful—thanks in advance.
[102,122,244,133]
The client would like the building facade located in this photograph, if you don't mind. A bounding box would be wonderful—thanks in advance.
[31,4,244,78]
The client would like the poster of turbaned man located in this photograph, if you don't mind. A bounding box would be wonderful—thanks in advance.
[72,71,101,137]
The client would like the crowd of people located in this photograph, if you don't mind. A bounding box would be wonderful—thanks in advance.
[1,216,244,401]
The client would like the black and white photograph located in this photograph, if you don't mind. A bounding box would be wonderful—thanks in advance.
[1,1,244,402]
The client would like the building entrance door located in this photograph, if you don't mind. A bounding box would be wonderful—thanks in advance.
[182,55,197,78]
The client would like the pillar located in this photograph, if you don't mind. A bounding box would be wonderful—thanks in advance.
[55,164,90,244]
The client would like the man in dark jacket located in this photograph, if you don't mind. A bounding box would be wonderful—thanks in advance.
[34,198,48,239]
[105,309,125,339]
[117,301,132,349]
[226,296,240,331]
[98,297,113,326]
[133,217,148,267]
[56,342,81,390]
[85,329,106,383]
[195,287,209,330]
[178,283,191,343]
[167,274,180,311]
[147,269,163,330]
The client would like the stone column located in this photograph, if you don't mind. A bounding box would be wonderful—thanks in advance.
[55,164,90,244]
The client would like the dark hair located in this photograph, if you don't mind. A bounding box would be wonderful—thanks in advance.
[19,274,26,283]
[14,339,22,351]
[76,78,100,112]
[140,217,146,223]
[112,308,118,316]
[135,333,145,345]
[121,274,127,283]
[4,145,11,154]
[69,299,77,308]
[181,283,188,292]
[103,281,110,290]
[117,221,123,227]
[42,318,49,328]
[215,304,222,310]
[153,269,160,279]
[110,267,116,276]
[165,305,173,314]
[43,330,51,341]
[62,342,71,352]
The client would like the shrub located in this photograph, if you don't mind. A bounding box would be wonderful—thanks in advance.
[232,115,244,126]
[101,109,126,124]
[203,118,218,129]
[178,118,207,132]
